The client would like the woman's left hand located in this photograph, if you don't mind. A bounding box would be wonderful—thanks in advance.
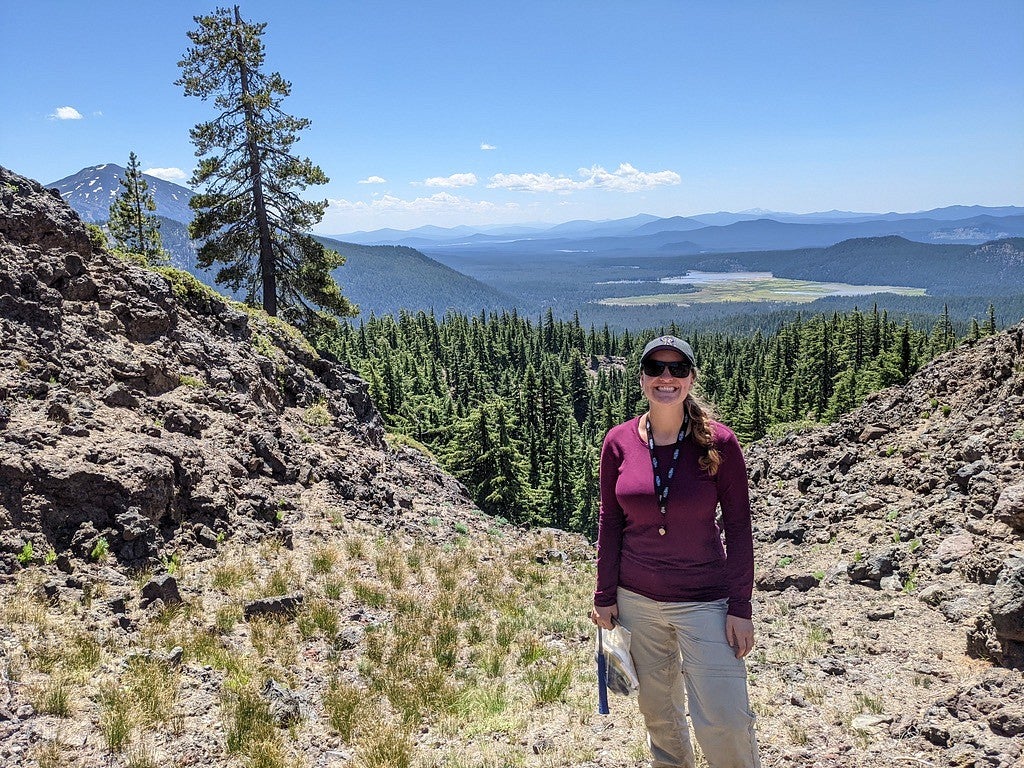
[726,615,755,659]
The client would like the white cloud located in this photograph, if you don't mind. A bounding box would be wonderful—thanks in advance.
[49,106,83,120]
[415,173,478,188]
[358,175,387,184]
[328,192,512,216]
[581,163,681,191]
[487,172,580,193]
[488,163,681,193]
[480,143,497,150]
[144,167,187,182]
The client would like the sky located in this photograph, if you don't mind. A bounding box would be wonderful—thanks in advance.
[2,0,1023,234]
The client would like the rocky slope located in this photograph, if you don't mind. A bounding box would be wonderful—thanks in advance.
[0,165,479,575]
[743,321,1024,765]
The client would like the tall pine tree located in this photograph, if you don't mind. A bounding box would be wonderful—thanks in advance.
[107,152,164,262]
[177,5,355,325]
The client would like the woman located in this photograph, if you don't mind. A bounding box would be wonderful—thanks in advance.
[591,335,760,768]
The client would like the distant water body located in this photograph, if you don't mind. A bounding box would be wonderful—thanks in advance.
[662,271,773,284]
[661,270,917,297]
[597,270,925,306]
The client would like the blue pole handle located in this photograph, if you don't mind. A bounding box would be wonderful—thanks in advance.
[597,627,610,715]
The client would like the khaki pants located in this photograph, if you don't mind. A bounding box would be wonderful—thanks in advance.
[616,589,760,768]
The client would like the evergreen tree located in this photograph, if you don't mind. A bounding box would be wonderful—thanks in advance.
[177,6,355,325]
[985,304,997,336]
[482,402,529,524]
[107,151,164,261]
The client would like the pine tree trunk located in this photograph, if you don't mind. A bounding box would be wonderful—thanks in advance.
[234,5,277,316]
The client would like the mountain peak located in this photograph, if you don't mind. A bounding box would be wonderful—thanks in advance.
[47,163,195,225]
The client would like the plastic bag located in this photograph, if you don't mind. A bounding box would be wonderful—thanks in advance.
[598,624,639,697]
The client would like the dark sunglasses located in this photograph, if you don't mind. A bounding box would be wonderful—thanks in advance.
[642,360,693,378]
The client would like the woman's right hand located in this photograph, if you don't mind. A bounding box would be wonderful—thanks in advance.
[591,603,618,630]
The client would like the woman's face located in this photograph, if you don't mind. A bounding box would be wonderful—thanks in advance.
[640,349,695,409]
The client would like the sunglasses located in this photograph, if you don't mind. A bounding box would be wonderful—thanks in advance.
[641,360,693,378]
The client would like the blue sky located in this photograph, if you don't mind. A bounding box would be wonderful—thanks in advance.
[2,0,1022,233]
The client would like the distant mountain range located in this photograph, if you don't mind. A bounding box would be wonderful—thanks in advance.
[41,163,1024,324]
[330,206,1024,248]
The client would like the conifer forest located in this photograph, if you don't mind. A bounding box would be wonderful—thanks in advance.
[313,303,997,538]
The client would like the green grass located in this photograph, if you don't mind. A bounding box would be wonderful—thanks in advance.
[600,275,926,306]
[324,679,366,741]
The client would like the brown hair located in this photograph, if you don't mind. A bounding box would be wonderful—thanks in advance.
[685,394,721,476]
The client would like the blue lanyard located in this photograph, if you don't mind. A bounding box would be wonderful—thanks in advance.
[645,414,688,536]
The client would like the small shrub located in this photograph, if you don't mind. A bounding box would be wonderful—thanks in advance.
[386,431,436,460]
[161,551,182,575]
[33,676,72,717]
[212,562,254,592]
[99,684,133,753]
[352,580,388,609]
[303,401,332,427]
[765,419,821,438]
[345,537,366,560]
[776,556,793,567]
[252,332,277,359]
[517,636,547,667]
[298,599,339,639]
[526,658,574,705]
[125,745,159,768]
[854,691,884,714]
[17,541,34,565]
[322,577,345,600]
[311,545,339,575]
[225,686,276,754]
[91,537,109,562]
[431,618,460,671]
[376,548,408,590]
[323,679,365,741]
[354,723,414,768]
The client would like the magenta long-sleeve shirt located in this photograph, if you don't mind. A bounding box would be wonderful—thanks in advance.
[594,417,755,619]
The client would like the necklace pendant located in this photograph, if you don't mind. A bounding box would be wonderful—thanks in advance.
[658,526,666,536]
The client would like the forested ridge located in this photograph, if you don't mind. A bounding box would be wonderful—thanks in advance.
[311,304,1000,537]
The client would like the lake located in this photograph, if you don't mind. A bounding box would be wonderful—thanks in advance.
[599,271,926,306]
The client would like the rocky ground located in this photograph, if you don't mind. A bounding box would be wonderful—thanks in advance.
[739,322,1024,767]
[1,165,1022,767]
